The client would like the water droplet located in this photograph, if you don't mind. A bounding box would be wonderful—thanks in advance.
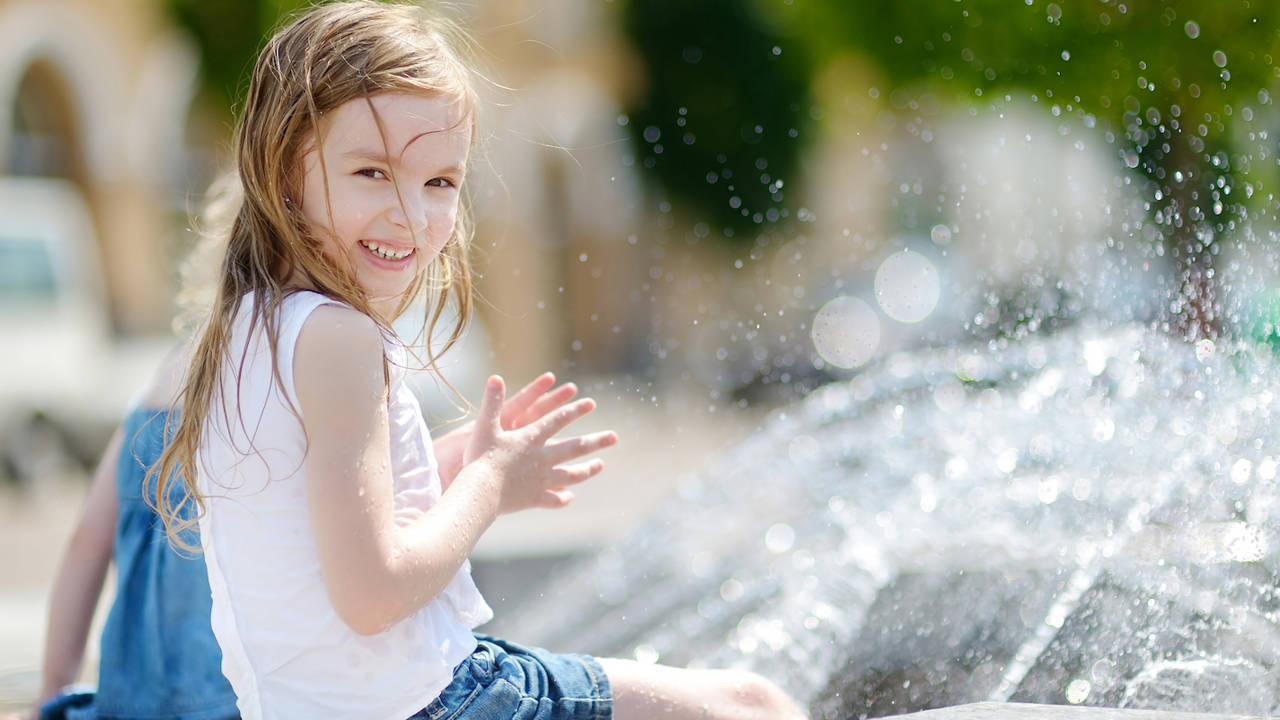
[996,448,1019,474]
[1092,417,1115,443]
[764,523,796,554]
[811,296,880,369]
[1185,20,1200,39]
[1065,678,1091,704]
[1213,50,1228,68]
[633,644,660,664]
[874,250,941,323]
[932,378,965,413]
[1259,456,1277,481]
[930,223,952,245]
[1061,50,1071,61]
[1225,524,1267,562]
[1195,338,1216,362]
[1231,458,1253,484]
[1091,659,1117,685]
[720,578,745,602]
[642,126,661,143]
[1082,341,1109,376]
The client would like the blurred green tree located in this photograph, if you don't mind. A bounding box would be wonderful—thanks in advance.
[621,0,813,240]
[165,0,310,111]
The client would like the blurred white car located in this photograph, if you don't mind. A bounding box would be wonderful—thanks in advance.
[0,176,170,482]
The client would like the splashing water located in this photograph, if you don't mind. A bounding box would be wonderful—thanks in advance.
[495,321,1280,717]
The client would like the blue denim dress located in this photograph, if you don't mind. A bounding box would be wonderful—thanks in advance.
[41,407,239,720]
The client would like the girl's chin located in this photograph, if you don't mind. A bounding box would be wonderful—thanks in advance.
[367,289,416,317]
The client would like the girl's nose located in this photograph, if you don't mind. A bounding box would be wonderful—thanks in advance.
[387,195,429,236]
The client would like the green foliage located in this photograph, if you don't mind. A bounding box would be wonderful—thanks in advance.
[164,0,311,110]
[623,0,1279,258]
[791,1,1278,108]
[621,0,813,239]
[790,0,1279,242]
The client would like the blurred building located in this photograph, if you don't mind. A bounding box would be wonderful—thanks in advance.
[0,0,198,333]
[463,1,650,383]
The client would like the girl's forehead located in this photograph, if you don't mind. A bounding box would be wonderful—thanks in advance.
[319,91,471,157]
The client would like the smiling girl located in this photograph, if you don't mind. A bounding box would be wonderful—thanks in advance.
[150,3,805,719]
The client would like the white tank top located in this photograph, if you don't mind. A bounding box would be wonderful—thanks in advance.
[196,290,492,720]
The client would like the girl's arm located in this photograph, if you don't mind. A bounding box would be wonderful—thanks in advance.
[32,427,122,710]
[295,306,615,635]
[433,373,579,490]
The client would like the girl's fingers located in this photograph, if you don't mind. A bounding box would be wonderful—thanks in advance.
[539,488,576,508]
[516,382,578,427]
[551,458,606,487]
[545,431,618,465]
[474,375,506,439]
[531,398,596,441]
[500,373,555,428]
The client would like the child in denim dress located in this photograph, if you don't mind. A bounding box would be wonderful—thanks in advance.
[148,3,806,719]
[19,347,239,720]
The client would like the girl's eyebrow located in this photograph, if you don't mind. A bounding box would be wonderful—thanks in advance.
[343,148,391,163]
[342,148,465,173]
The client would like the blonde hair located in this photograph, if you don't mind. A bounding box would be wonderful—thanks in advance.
[150,0,480,547]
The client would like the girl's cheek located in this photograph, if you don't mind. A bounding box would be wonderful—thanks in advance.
[428,215,455,254]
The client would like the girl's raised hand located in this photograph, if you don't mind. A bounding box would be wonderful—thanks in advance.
[464,375,617,514]
[436,373,580,491]
[498,372,579,431]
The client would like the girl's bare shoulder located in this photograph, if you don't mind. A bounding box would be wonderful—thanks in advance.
[297,303,382,352]
[294,304,386,403]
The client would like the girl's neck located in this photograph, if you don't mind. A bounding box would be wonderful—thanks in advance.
[280,270,401,324]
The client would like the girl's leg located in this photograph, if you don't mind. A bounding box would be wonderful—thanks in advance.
[597,658,807,720]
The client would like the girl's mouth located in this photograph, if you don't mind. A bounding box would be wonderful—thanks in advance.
[359,240,415,262]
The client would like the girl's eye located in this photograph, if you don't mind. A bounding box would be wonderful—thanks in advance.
[357,168,388,180]
[426,177,457,189]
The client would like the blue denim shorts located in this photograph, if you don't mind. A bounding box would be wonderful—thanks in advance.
[410,635,611,720]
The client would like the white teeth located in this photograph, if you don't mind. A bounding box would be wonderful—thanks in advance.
[361,241,414,261]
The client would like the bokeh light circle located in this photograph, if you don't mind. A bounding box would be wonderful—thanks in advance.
[874,249,942,323]
[811,296,880,369]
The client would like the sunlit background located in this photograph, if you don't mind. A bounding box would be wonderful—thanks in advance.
[2,0,1279,712]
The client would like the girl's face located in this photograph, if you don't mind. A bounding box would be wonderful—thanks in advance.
[298,91,471,319]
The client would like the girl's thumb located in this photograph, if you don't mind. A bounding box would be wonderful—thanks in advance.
[476,375,506,434]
